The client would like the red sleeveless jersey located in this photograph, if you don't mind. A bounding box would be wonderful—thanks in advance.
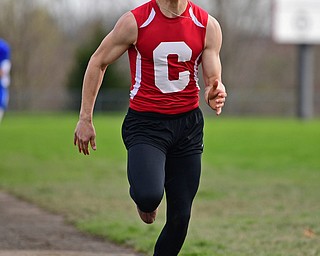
[128,0,208,114]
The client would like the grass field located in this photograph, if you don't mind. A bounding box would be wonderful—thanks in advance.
[0,112,319,256]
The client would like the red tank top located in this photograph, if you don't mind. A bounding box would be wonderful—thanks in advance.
[128,0,208,114]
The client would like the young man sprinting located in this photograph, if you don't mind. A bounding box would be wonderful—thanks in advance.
[74,0,227,255]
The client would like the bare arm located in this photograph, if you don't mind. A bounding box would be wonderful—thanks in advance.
[74,12,137,155]
[80,12,137,122]
[202,15,227,115]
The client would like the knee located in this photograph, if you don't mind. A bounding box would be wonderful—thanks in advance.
[132,189,163,213]
[169,212,191,230]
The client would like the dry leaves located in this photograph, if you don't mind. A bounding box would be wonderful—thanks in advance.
[304,228,316,238]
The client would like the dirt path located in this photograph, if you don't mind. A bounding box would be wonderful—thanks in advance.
[0,192,144,256]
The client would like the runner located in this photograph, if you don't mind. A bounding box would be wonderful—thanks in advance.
[74,1,227,255]
[0,39,11,123]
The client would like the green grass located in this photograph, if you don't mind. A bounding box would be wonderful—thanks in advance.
[0,113,319,255]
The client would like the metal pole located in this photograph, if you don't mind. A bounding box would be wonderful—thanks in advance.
[297,44,314,119]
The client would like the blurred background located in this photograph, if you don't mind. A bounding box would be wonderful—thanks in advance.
[0,0,319,117]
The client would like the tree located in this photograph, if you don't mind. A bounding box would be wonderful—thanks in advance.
[66,20,130,110]
[0,0,72,110]
[204,0,313,116]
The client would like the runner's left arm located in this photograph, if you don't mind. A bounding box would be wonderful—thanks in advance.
[202,15,227,116]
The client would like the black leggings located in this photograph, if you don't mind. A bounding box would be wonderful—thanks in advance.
[127,144,201,256]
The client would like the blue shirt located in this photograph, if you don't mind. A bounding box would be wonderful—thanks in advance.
[0,39,11,89]
[0,39,10,62]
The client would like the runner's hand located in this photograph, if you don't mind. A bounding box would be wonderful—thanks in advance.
[74,119,97,155]
[207,79,227,116]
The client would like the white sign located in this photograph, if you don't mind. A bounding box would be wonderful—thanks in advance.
[273,0,320,44]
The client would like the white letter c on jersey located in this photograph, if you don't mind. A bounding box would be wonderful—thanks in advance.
[153,42,192,93]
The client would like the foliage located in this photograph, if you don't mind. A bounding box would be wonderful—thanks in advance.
[66,20,130,110]
[67,21,129,92]
[1,0,319,115]
[0,0,71,110]
[0,114,319,255]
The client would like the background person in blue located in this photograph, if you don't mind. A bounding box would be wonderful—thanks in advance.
[0,39,11,123]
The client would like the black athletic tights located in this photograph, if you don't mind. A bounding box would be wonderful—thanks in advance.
[127,144,201,256]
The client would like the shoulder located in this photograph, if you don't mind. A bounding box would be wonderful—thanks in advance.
[112,11,137,45]
[189,1,208,17]
[0,40,10,60]
[207,15,222,34]
[132,0,153,14]
[115,11,137,35]
[131,0,155,27]
[0,39,10,50]
[205,15,222,49]
[189,2,209,28]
